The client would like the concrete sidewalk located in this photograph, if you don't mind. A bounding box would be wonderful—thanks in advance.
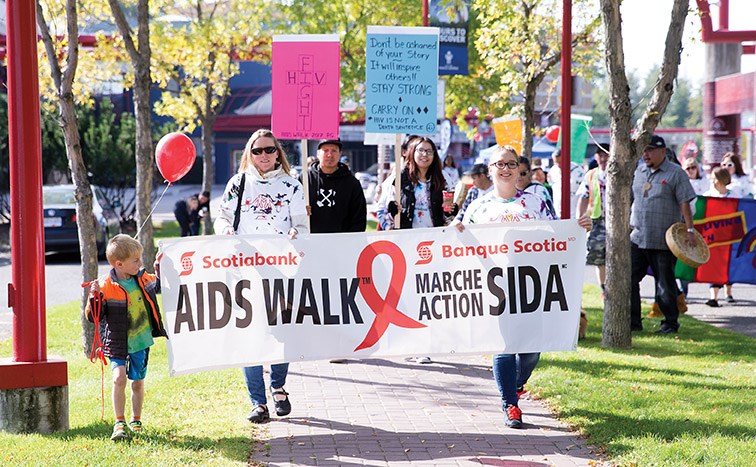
[251,356,603,466]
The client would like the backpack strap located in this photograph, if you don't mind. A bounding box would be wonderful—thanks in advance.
[233,173,246,233]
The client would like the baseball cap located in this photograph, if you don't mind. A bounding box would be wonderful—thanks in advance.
[464,163,488,176]
[317,139,342,150]
[646,135,666,149]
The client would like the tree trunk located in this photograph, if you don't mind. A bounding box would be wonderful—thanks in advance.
[600,0,688,348]
[109,0,155,270]
[36,0,97,355]
[521,80,538,160]
[201,114,216,235]
[133,63,155,269]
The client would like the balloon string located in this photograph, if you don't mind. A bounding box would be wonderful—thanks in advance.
[134,181,172,238]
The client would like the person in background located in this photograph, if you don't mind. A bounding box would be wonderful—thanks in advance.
[191,191,211,235]
[548,150,585,219]
[516,156,556,218]
[452,163,493,224]
[576,143,610,297]
[630,135,696,334]
[455,145,591,429]
[215,128,308,424]
[173,195,200,237]
[442,154,461,189]
[703,168,736,306]
[374,134,419,205]
[683,159,708,196]
[720,152,753,199]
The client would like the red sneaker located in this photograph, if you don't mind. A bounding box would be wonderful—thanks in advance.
[505,404,523,429]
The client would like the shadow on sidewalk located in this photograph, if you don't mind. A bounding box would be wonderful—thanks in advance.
[255,417,592,466]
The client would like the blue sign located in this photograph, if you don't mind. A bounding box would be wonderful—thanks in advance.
[365,26,439,134]
[431,0,469,76]
[439,44,468,75]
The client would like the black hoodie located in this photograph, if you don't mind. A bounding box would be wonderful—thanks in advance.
[306,162,367,233]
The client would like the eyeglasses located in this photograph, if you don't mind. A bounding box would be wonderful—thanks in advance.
[489,160,519,170]
[415,148,433,156]
[721,162,734,168]
[251,146,278,156]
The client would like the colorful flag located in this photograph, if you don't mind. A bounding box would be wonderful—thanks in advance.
[676,196,756,284]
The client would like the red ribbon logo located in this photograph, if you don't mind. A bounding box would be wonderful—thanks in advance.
[354,240,426,351]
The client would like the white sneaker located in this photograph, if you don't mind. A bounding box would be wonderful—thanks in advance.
[413,356,432,364]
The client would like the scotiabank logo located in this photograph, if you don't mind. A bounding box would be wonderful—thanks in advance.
[203,250,300,269]
[415,241,434,265]
[178,251,196,276]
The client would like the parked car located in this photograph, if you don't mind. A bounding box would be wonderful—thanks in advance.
[43,184,121,256]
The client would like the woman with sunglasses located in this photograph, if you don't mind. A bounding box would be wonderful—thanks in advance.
[719,152,753,199]
[215,128,308,424]
[682,159,708,196]
[455,145,590,429]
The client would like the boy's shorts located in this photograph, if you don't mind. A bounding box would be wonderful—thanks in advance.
[110,348,150,381]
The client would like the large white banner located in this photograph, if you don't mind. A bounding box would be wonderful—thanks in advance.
[159,221,586,376]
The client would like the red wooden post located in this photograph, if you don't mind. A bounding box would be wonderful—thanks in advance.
[7,0,47,362]
[560,0,572,219]
[422,0,429,27]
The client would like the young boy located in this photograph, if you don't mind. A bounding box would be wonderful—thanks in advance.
[85,234,167,441]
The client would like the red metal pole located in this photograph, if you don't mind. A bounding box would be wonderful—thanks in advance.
[7,0,47,362]
[719,0,729,30]
[423,0,429,27]
[560,0,572,219]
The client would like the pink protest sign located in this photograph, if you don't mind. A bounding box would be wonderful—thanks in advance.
[272,35,341,140]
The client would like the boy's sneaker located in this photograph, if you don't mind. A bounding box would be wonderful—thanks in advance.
[504,404,523,429]
[726,295,735,303]
[111,420,129,441]
[129,420,143,434]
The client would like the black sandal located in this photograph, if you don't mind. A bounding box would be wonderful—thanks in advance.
[246,404,269,424]
[270,388,291,416]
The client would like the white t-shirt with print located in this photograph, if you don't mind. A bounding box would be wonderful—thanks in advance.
[462,190,557,225]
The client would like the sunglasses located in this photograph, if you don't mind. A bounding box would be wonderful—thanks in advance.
[490,160,519,170]
[519,171,529,177]
[721,162,734,168]
[684,166,697,171]
[251,146,278,156]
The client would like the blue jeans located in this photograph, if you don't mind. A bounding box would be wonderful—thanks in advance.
[242,363,289,407]
[631,243,679,330]
[493,352,541,408]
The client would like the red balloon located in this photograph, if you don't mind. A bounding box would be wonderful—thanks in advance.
[545,125,561,143]
[155,132,196,182]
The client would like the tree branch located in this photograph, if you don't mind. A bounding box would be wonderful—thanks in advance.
[634,0,688,151]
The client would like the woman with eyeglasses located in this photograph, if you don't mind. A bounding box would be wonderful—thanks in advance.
[376,136,450,364]
[719,152,753,199]
[455,145,590,429]
[215,128,308,424]
[377,136,451,231]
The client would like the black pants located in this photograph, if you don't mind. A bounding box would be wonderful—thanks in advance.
[631,243,679,331]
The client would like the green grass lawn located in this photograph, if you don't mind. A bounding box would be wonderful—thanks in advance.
[531,285,755,466]
[1,283,753,465]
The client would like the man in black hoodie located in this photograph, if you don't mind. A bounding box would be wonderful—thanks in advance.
[307,139,367,234]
